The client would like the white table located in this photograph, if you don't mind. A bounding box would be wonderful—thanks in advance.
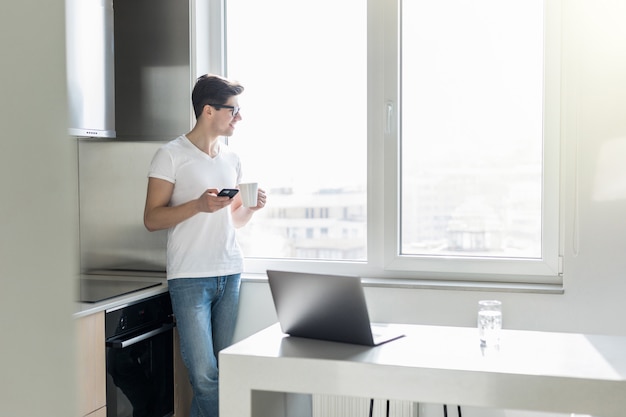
[219,323,626,417]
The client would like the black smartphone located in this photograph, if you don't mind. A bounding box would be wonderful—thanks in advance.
[217,188,239,198]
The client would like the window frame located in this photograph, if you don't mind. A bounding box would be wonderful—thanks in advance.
[205,0,563,285]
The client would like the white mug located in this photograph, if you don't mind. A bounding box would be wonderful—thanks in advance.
[239,182,258,207]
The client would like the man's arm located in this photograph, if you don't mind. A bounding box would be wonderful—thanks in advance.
[143,177,233,231]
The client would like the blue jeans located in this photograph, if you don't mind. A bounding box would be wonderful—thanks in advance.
[168,275,241,417]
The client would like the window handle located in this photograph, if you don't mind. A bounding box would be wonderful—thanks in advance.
[385,101,394,135]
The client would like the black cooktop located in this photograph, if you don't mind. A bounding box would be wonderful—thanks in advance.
[79,277,162,303]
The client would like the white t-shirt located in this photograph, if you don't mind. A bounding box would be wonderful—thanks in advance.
[148,135,243,279]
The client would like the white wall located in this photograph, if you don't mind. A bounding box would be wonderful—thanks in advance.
[0,2,78,417]
[233,1,626,415]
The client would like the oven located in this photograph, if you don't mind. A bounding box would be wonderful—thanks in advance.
[105,292,175,417]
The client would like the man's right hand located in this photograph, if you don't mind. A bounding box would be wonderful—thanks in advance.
[197,188,235,213]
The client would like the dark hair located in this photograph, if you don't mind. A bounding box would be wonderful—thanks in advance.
[191,74,244,119]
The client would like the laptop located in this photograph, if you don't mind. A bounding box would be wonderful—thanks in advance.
[267,270,405,346]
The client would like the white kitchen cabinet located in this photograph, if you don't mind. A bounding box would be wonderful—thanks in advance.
[77,312,106,417]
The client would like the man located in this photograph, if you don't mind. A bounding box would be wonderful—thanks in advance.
[144,74,266,417]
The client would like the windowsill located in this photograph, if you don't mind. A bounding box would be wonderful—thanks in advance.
[241,272,564,294]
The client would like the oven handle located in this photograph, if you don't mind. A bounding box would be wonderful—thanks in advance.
[106,322,175,349]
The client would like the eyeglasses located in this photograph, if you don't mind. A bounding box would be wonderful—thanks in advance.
[206,103,241,117]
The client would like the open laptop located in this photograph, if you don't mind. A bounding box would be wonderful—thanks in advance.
[267,270,405,346]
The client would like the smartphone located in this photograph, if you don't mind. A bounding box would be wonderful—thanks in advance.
[217,188,239,198]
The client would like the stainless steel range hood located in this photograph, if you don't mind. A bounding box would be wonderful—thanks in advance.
[66,0,116,137]
[65,0,222,140]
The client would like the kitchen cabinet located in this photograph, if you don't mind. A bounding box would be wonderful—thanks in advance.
[77,311,106,417]
[76,308,190,417]
[76,289,191,417]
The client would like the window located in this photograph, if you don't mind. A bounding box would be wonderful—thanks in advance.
[219,0,561,284]
[402,0,544,258]
[386,0,561,281]
[225,0,368,266]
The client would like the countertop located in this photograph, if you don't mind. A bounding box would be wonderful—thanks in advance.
[74,273,169,319]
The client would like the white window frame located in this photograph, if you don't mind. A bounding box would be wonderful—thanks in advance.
[202,0,563,286]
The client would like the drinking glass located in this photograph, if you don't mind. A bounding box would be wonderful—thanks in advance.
[478,300,502,347]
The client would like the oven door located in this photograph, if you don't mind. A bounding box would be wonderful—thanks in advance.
[106,322,175,417]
